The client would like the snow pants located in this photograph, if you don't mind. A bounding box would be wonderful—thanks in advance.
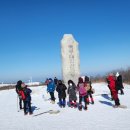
[24,100,32,114]
[79,95,87,107]
[19,96,23,109]
[49,92,55,102]
[111,90,120,106]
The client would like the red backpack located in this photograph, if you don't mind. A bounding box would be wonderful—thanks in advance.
[19,90,26,100]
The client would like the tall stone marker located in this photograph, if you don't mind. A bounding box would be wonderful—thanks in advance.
[61,34,80,85]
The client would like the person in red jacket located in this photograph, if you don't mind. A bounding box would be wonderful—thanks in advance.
[107,73,120,107]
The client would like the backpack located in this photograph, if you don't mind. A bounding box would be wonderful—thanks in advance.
[79,83,87,95]
[19,90,26,100]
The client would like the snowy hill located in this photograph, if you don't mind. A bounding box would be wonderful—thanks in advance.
[0,83,130,130]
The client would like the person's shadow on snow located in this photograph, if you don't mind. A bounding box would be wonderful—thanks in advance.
[31,106,40,113]
[99,100,113,106]
[101,94,111,101]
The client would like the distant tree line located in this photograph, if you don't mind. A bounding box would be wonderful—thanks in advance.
[91,67,130,84]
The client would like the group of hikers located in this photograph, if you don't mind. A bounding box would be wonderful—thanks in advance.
[45,76,95,111]
[15,72,124,115]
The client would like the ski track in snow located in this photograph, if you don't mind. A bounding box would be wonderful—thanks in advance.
[0,83,130,130]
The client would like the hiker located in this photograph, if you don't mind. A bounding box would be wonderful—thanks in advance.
[56,80,67,107]
[67,80,77,108]
[47,78,56,104]
[15,80,23,110]
[77,77,88,110]
[106,76,113,100]
[54,77,58,86]
[45,78,49,85]
[107,73,120,107]
[116,72,124,95]
[21,83,32,115]
[85,76,94,104]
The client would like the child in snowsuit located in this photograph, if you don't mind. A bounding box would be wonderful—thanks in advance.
[47,78,56,104]
[107,74,120,107]
[77,77,88,110]
[21,83,32,115]
[15,80,23,110]
[56,80,67,107]
[84,76,94,104]
[67,80,77,108]
[116,72,124,95]
[86,82,94,104]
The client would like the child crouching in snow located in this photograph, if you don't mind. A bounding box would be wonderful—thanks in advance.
[21,83,32,115]
[56,80,67,108]
[67,80,77,108]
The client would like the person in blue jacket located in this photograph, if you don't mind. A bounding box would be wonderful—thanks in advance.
[47,78,56,103]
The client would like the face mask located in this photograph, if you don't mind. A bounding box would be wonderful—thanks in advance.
[69,83,72,86]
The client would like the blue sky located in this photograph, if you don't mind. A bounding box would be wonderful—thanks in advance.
[0,0,130,83]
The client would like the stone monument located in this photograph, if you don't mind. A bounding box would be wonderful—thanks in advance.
[61,34,80,85]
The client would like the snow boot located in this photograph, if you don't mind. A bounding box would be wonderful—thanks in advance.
[29,112,33,115]
[62,100,66,108]
[84,106,87,110]
[24,112,28,115]
[120,90,124,95]
[73,102,77,108]
[59,100,63,107]
[70,101,73,108]
[79,104,82,111]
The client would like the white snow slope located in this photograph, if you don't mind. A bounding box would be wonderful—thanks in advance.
[0,83,130,130]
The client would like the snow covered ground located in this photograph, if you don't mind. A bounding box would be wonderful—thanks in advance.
[0,82,130,130]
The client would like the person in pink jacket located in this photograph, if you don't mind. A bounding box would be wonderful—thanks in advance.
[77,77,88,110]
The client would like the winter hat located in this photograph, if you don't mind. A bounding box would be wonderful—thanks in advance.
[116,72,119,77]
[49,78,52,80]
[78,77,83,83]
[17,80,22,86]
[68,80,73,85]
[58,80,62,84]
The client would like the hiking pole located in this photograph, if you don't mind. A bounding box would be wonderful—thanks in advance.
[17,95,19,112]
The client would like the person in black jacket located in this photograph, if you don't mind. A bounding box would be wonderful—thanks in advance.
[56,80,67,107]
[54,77,58,86]
[85,76,94,104]
[116,72,124,95]
[15,80,23,110]
[86,81,94,104]
[21,83,32,115]
[67,80,77,108]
